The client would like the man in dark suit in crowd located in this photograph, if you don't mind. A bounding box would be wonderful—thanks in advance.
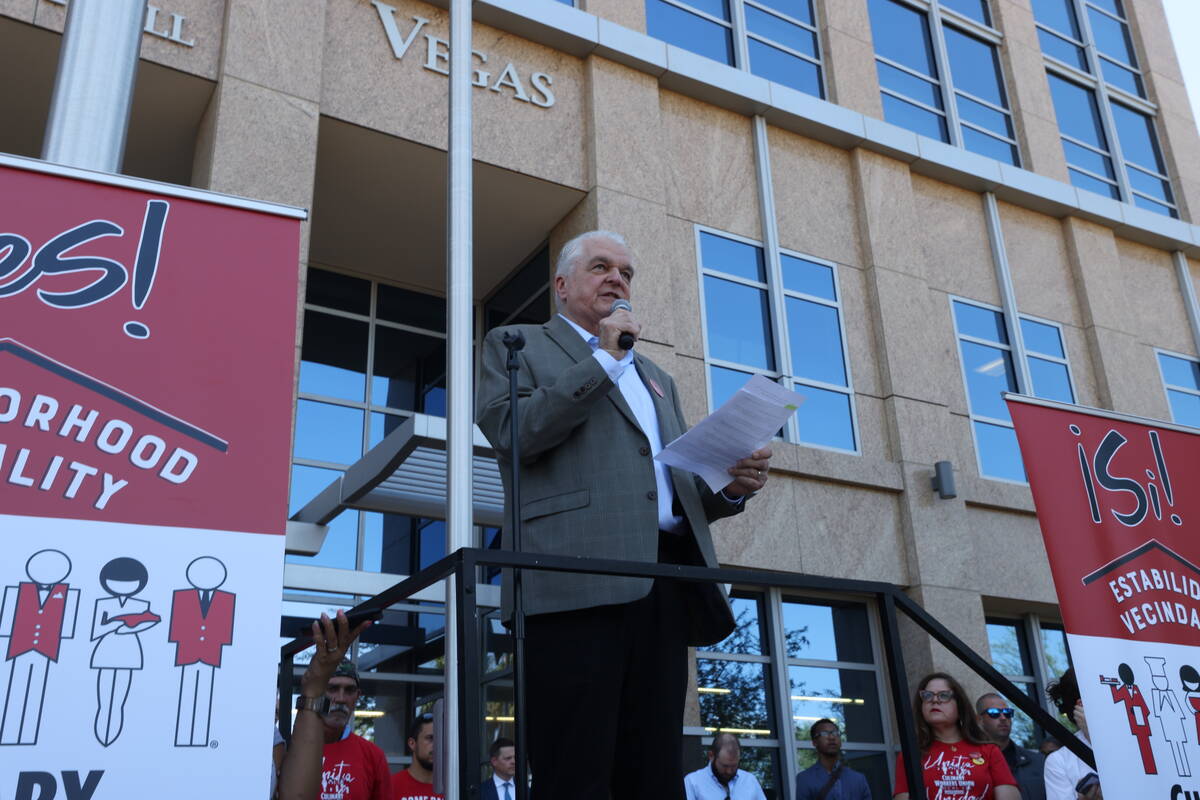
[481,737,516,800]
[477,230,771,799]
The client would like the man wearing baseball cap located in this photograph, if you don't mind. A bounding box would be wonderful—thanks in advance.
[279,611,391,800]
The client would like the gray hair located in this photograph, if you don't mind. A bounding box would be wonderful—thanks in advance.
[553,230,632,279]
[974,692,1005,714]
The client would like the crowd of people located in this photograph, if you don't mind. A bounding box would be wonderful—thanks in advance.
[271,611,1098,800]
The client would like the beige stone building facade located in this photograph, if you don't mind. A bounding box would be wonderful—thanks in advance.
[5,0,1200,794]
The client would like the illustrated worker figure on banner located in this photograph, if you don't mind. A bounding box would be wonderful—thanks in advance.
[1146,656,1190,777]
[89,557,161,747]
[1102,663,1156,775]
[1180,664,1200,745]
[169,555,235,747]
[0,549,80,745]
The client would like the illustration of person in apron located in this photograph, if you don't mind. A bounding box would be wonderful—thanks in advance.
[89,557,160,747]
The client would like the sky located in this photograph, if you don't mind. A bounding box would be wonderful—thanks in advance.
[1163,0,1200,132]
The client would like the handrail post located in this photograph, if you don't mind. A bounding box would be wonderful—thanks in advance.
[879,592,925,800]
[457,551,483,798]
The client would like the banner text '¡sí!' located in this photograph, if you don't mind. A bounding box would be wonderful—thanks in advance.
[0,388,199,511]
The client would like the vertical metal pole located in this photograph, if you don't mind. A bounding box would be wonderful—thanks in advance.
[445,0,475,797]
[43,0,148,172]
[926,0,963,148]
[751,115,796,440]
[503,332,530,799]
[1173,251,1200,359]
[458,553,483,799]
[278,652,295,744]
[879,593,926,800]
[764,588,798,800]
[983,192,1033,395]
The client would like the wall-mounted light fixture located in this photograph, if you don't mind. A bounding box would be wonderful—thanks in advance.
[931,460,957,499]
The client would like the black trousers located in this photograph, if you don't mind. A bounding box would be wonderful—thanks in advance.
[524,532,693,800]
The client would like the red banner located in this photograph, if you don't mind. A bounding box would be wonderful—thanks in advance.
[0,162,299,534]
[1009,395,1200,797]
[0,155,303,797]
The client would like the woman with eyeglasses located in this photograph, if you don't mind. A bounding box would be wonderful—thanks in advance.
[893,672,1020,800]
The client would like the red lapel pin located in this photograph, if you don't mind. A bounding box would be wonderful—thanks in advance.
[649,378,665,398]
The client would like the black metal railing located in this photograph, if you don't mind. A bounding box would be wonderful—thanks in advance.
[279,548,1095,799]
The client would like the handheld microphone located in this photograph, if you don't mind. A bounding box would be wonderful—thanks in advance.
[609,299,636,350]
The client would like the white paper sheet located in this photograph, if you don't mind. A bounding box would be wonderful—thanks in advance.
[655,374,804,491]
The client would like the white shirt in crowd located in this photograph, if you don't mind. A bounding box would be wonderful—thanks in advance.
[683,764,768,800]
[491,774,516,800]
[1044,733,1096,800]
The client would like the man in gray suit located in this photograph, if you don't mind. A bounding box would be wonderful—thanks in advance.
[477,230,772,800]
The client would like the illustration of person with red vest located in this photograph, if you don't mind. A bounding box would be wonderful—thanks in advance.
[1101,661,1157,774]
[1181,664,1200,744]
[90,557,161,747]
[0,549,79,745]
[169,556,234,747]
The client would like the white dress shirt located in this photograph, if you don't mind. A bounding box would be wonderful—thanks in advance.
[683,764,767,800]
[1043,732,1094,800]
[491,774,515,800]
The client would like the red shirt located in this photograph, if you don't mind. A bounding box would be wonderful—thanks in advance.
[893,741,1016,799]
[390,770,443,800]
[318,734,393,800]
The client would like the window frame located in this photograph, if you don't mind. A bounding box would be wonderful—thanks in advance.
[690,587,898,800]
[695,224,861,455]
[869,0,1021,166]
[950,295,1078,484]
[1155,348,1200,427]
[1034,0,1178,217]
[646,0,827,99]
[985,613,1073,744]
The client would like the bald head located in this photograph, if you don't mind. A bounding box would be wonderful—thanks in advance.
[709,732,741,786]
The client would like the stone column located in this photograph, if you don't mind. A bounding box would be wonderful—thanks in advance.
[581,0,645,32]
[821,0,882,116]
[192,0,327,393]
[1062,216,1183,420]
[849,148,993,687]
[991,0,1070,180]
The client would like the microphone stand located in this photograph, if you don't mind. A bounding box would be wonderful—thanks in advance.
[501,330,529,799]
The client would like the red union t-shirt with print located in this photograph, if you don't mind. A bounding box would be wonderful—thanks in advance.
[391,769,444,800]
[318,734,393,800]
[893,740,1016,799]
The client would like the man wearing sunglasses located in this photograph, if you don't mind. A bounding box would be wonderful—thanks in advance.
[976,694,1046,800]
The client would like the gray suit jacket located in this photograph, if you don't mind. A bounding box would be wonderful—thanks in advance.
[476,315,742,646]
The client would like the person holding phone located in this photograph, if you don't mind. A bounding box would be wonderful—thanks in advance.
[278,610,381,800]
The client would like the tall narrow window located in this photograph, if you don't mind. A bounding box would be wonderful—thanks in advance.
[952,299,1076,482]
[645,0,824,97]
[1033,0,1177,216]
[292,267,448,571]
[1157,352,1200,427]
[986,616,1073,746]
[868,0,1018,165]
[646,0,736,66]
[699,229,858,452]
